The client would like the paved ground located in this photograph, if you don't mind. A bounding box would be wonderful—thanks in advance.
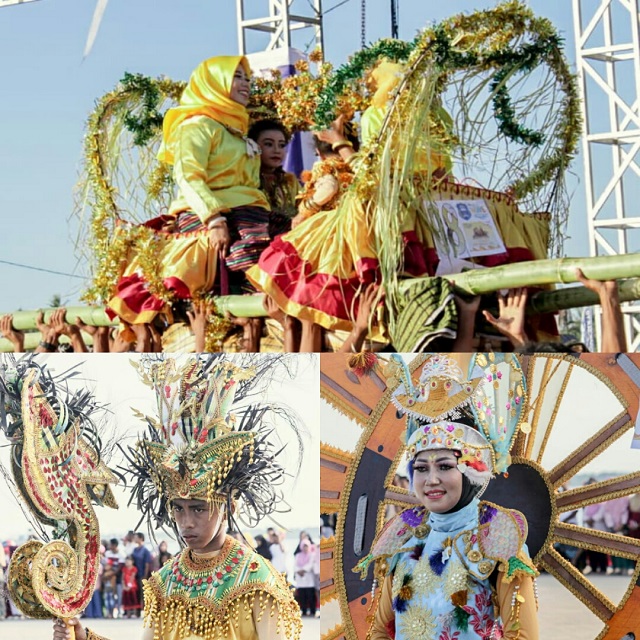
[537,572,632,639]
[0,575,633,639]
[0,613,320,639]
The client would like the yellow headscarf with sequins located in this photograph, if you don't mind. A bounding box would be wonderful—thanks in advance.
[158,55,251,164]
[370,60,405,108]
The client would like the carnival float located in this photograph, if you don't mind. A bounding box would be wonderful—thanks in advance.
[42,0,635,352]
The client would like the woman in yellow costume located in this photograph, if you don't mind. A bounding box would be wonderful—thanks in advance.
[247,118,299,223]
[247,60,451,334]
[107,56,272,330]
[52,356,304,640]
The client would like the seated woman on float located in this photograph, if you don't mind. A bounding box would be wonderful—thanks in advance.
[107,56,273,350]
[246,59,452,337]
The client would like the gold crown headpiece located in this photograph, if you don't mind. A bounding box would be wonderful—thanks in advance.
[124,355,298,532]
[131,357,255,504]
[385,354,527,485]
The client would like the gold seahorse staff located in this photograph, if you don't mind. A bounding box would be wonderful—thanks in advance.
[0,357,118,640]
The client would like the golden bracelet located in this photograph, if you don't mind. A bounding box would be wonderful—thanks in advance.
[331,140,354,152]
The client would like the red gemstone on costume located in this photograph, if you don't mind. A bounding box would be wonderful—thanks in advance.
[232,557,239,564]
[197,578,203,585]
[207,576,213,584]
[225,565,232,572]
[216,572,223,579]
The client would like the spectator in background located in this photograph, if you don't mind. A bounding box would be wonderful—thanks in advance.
[293,539,316,617]
[83,545,104,618]
[555,482,581,564]
[628,494,640,540]
[104,538,125,618]
[122,530,136,557]
[583,493,610,574]
[157,540,172,568]
[268,528,288,579]
[312,539,320,618]
[102,558,117,619]
[132,532,152,614]
[254,534,272,561]
[293,531,314,556]
[121,555,140,618]
[320,516,334,539]
[604,495,631,575]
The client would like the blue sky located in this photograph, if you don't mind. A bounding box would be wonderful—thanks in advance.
[0,0,580,312]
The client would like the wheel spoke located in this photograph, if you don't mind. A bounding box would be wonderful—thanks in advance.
[534,362,574,464]
[321,371,374,425]
[321,443,353,514]
[383,488,420,507]
[549,412,631,485]
[556,471,640,511]
[539,547,616,621]
[554,523,640,560]
[320,537,337,602]
[524,357,569,460]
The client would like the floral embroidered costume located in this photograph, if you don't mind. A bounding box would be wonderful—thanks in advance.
[355,354,539,640]
[86,356,303,640]
[107,56,275,324]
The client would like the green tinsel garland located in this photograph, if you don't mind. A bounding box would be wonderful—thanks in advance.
[311,1,580,204]
[121,72,168,146]
[313,38,416,130]
[314,8,566,150]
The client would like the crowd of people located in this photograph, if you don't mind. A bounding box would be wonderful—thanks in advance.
[253,529,320,618]
[0,527,320,621]
[0,266,627,354]
[557,487,640,576]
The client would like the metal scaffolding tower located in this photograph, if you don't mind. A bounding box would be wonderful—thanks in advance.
[573,0,640,350]
[236,0,323,55]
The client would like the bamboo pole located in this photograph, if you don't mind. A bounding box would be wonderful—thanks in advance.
[400,254,640,296]
[527,278,640,315]
[1,257,639,348]
[3,307,116,331]
[214,295,267,318]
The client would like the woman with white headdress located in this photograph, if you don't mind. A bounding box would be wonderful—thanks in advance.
[355,354,539,639]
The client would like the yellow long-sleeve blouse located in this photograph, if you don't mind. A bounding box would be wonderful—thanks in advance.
[168,115,270,224]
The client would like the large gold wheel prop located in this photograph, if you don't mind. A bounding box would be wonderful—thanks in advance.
[320,353,640,640]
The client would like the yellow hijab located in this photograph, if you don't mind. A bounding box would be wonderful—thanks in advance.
[370,60,405,108]
[158,55,251,164]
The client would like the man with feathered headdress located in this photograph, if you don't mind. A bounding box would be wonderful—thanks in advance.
[52,355,304,640]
